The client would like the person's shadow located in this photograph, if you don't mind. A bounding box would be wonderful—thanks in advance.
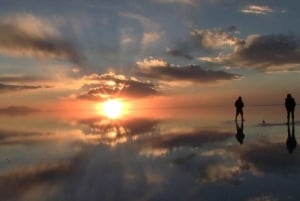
[286,122,297,154]
[235,120,245,144]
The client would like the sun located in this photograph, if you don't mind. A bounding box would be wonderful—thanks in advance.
[102,99,123,119]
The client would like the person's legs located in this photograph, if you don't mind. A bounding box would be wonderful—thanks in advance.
[287,110,291,123]
[241,110,244,121]
[236,109,243,120]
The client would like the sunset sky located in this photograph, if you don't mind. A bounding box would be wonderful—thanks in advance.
[1,0,300,112]
[2,2,300,200]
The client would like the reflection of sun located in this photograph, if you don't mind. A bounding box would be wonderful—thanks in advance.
[102,99,123,119]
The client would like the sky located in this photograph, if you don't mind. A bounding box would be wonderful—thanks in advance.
[1,0,300,113]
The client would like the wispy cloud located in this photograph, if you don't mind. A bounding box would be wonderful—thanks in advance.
[153,0,194,5]
[142,32,161,46]
[191,26,240,50]
[0,106,39,116]
[0,82,47,93]
[0,13,82,65]
[240,5,273,15]
[120,12,160,31]
[135,57,240,83]
[0,74,52,83]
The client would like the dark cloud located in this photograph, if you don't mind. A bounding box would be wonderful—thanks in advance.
[228,139,300,175]
[0,82,46,93]
[135,61,240,83]
[0,106,39,116]
[204,34,300,72]
[139,129,233,150]
[170,153,196,166]
[0,74,48,83]
[166,48,194,60]
[76,73,159,101]
[0,129,41,140]
[0,128,58,146]
[0,159,81,200]
[0,14,82,65]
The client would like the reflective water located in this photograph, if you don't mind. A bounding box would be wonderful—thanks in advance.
[0,106,299,201]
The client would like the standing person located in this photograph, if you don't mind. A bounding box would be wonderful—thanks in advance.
[235,96,244,121]
[285,94,296,123]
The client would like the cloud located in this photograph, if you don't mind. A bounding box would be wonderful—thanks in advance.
[141,129,233,150]
[0,160,80,200]
[80,117,159,135]
[121,12,160,31]
[201,34,300,72]
[0,74,48,83]
[166,48,194,60]
[191,26,240,50]
[78,117,160,146]
[196,162,245,185]
[0,128,51,146]
[142,32,161,46]
[135,58,240,83]
[0,106,39,116]
[226,137,300,175]
[153,0,194,5]
[240,5,273,15]
[138,128,233,157]
[0,82,46,93]
[75,73,159,101]
[0,13,82,65]
[78,116,233,149]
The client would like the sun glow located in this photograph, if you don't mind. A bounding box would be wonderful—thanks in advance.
[102,99,123,119]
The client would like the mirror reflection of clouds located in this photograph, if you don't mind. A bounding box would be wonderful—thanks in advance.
[0,108,300,201]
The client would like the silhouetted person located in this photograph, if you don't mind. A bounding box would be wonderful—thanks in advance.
[285,94,296,124]
[286,122,297,154]
[235,96,244,121]
[235,120,245,144]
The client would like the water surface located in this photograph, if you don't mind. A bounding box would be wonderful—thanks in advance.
[0,106,299,201]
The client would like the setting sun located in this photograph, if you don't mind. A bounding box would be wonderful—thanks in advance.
[102,99,123,119]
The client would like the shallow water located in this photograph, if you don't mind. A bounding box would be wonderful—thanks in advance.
[0,106,299,201]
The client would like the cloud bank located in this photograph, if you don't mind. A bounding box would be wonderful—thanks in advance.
[135,58,240,83]
[200,34,300,72]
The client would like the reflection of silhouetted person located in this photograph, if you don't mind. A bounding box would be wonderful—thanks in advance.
[285,94,296,124]
[286,122,297,154]
[235,120,245,144]
[235,96,244,121]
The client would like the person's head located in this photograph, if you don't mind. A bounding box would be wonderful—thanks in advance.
[287,94,292,98]
[238,96,242,100]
